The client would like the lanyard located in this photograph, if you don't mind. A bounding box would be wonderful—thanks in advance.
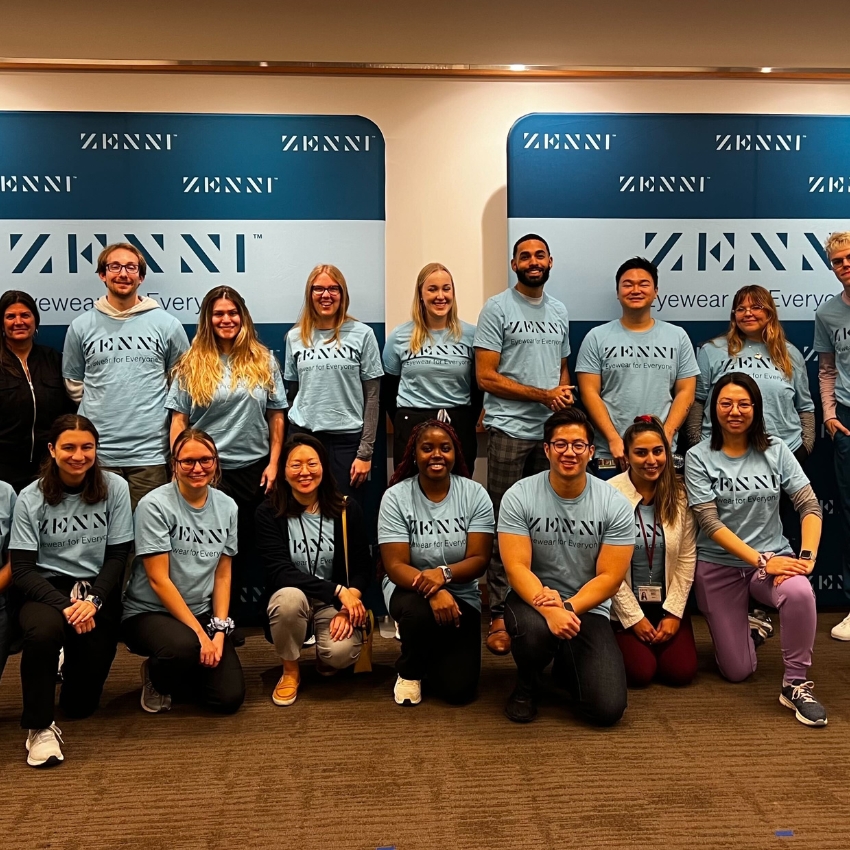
[636,505,658,584]
[297,512,324,577]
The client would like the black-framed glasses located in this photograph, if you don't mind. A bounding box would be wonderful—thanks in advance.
[105,262,140,274]
[176,455,217,471]
[547,439,590,454]
[311,285,342,297]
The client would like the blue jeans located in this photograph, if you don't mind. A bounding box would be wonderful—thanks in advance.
[0,593,10,683]
[834,404,850,602]
[504,592,627,726]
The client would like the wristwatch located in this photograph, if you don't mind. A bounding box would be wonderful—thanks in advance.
[440,566,453,584]
[799,549,816,562]
[564,601,575,613]
[87,595,103,612]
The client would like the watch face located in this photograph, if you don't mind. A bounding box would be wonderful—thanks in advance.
[800,550,814,560]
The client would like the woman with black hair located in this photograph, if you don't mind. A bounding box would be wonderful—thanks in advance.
[10,414,134,767]
[379,420,494,706]
[0,290,74,492]
[256,433,372,707]
[684,372,826,726]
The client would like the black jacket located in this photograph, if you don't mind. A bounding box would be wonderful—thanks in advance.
[0,344,74,472]
[255,497,373,635]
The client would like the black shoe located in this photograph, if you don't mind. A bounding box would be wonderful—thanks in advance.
[504,681,538,723]
[231,628,246,648]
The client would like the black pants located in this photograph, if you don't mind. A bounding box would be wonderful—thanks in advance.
[389,587,481,705]
[505,592,627,727]
[288,424,362,500]
[18,579,121,730]
[122,611,245,714]
[779,444,809,557]
[393,406,478,476]
[219,456,267,622]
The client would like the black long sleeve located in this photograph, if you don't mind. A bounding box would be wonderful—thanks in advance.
[11,549,70,612]
[91,541,132,601]
[381,373,401,421]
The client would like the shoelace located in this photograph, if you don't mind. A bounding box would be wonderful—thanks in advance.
[789,681,817,703]
[35,724,63,745]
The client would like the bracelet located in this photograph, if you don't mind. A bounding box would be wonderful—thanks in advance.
[206,617,236,638]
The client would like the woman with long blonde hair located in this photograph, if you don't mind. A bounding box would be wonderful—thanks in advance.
[284,265,383,499]
[167,286,286,634]
[382,263,481,473]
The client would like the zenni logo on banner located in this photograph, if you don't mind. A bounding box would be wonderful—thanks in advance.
[80,133,177,150]
[280,134,376,152]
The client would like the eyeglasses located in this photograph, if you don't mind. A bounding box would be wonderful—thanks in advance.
[104,262,140,274]
[547,439,590,454]
[733,304,767,315]
[176,456,217,471]
[287,460,321,472]
[311,285,342,297]
[830,256,850,269]
[718,401,753,412]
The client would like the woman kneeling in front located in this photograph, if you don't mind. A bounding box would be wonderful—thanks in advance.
[122,428,245,715]
[379,420,494,706]
[256,434,371,706]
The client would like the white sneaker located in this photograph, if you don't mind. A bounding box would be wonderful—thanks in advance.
[140,660,172,713]
[26,723,64,768]
[831,613,850,641]
[393,675,422,706]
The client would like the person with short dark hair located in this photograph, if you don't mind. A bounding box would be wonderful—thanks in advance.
[499,408,633,725]
[474,234,572,657]
[0,290,74,493]
[576,257,698,479]
[685,373,826,726]
[122,429,245,716]
[379,420,494,706]
[62,243,189,509]
[10,414,134,766]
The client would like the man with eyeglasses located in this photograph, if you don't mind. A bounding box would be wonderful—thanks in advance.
[576,257,699,479]
[498,407,633,725]
[63,243,189,509]
[814,232,850,640]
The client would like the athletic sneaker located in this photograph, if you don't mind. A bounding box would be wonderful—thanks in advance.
[57,647,64,682]
[393,675,422,706]
[779,680,828,727]
[302,635,317,647]
[830,612,850,641]
[504,679,538,723]
[26,723,64,768]
[140,660,172,714]
[749,609,774,649]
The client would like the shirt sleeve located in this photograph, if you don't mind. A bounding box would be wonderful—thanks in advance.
[559,304,571,360]
[134,497,173,557]
[695,344,711,402]
[61,321,85,381]
[266,355,289,410]
[164,376,192,414]
[684,449,715,507]
[224,501,238,556]
[813,312,834,354]
[472,301,504,353]
[466,482,496,534]
[359,327,384,380]
[106,477,135,545]
[602,492,636,545]
[10,493,39,551]
[574,329,601,375]
[496,484,530,536]
[676,329,701,379]
[377,488,411,544]
[166,321,191,371]
[790,347,815,413]
[382,327,402,376]
[283,333,298,382]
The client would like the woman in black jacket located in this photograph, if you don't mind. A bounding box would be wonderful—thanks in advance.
[256,433,372,706]
[0,291,74,492]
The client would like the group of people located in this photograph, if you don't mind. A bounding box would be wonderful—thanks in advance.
[0,229,848,768]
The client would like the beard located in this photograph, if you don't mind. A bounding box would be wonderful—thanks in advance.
[515,265,550,288]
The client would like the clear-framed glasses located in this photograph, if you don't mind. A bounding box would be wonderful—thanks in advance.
[287,460,321,473]
[547,439,590,454]
[105,262,140,274]
[830,255,850,269]
[733,304,767,315]
[717,400,753,412]
[311,285,342,297]
[176,455,217,471]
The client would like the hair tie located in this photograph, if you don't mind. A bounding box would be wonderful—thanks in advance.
[634,415,654,424]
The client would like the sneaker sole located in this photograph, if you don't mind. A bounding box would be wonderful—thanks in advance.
[394,696,421,706]
[830,631,850,641]
[778,694,828,726]
[272,692,298,706]
[140,697,169,714]
[27,753,64,767]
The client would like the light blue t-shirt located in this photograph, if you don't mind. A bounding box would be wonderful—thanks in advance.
[63,306,189,466]
[695,339,814,451]
[498,472,634,617]
[813,293,850,408]
[287,511,335,581]
[383,321,477,409]
[378,475,495,612]
[122,481,238,619]
[684,438,809,567]
[10,472,134,580]
[285,320,384,433]
[631,503,666,598]
[166,353,288,469]
[474,288,570,440]
[0,481,17,560]
[575,319,700,458]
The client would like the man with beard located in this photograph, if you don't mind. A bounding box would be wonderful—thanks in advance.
[474,234,572,656]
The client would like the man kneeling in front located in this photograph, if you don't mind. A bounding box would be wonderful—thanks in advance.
[499,408,634,724]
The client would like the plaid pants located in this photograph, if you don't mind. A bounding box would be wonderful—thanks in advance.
[486,428,548,618]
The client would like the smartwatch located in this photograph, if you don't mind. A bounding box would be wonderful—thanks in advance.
[87,595,103,612]
[564,601,575,613]
[799,550,816,562]
[440,565,453,584]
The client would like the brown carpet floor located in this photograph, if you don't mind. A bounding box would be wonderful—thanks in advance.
[0,614,848,850]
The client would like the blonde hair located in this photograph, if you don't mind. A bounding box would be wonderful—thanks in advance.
[295,264,355,348]
[825,231,850,256]
[409,263,462,355]
[719,285,793,380]
[172,286,274,407]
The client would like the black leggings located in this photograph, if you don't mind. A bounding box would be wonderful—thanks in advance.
[389,587,481,705]
[122,611,245,714]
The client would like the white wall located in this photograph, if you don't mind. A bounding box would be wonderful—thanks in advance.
[2,72,850,329]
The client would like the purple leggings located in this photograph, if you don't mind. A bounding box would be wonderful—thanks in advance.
[694,559,817,683]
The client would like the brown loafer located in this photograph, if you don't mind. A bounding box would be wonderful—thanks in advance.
[272,673,300,706]
[486,619,511,656]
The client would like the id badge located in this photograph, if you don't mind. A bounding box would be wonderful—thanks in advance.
[637,585,663,603]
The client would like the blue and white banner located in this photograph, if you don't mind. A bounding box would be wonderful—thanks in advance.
[508,113,849,605]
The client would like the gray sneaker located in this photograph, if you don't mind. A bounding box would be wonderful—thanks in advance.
[779,680,827,727]
[140,660,172,714]
[26,723,64,768]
